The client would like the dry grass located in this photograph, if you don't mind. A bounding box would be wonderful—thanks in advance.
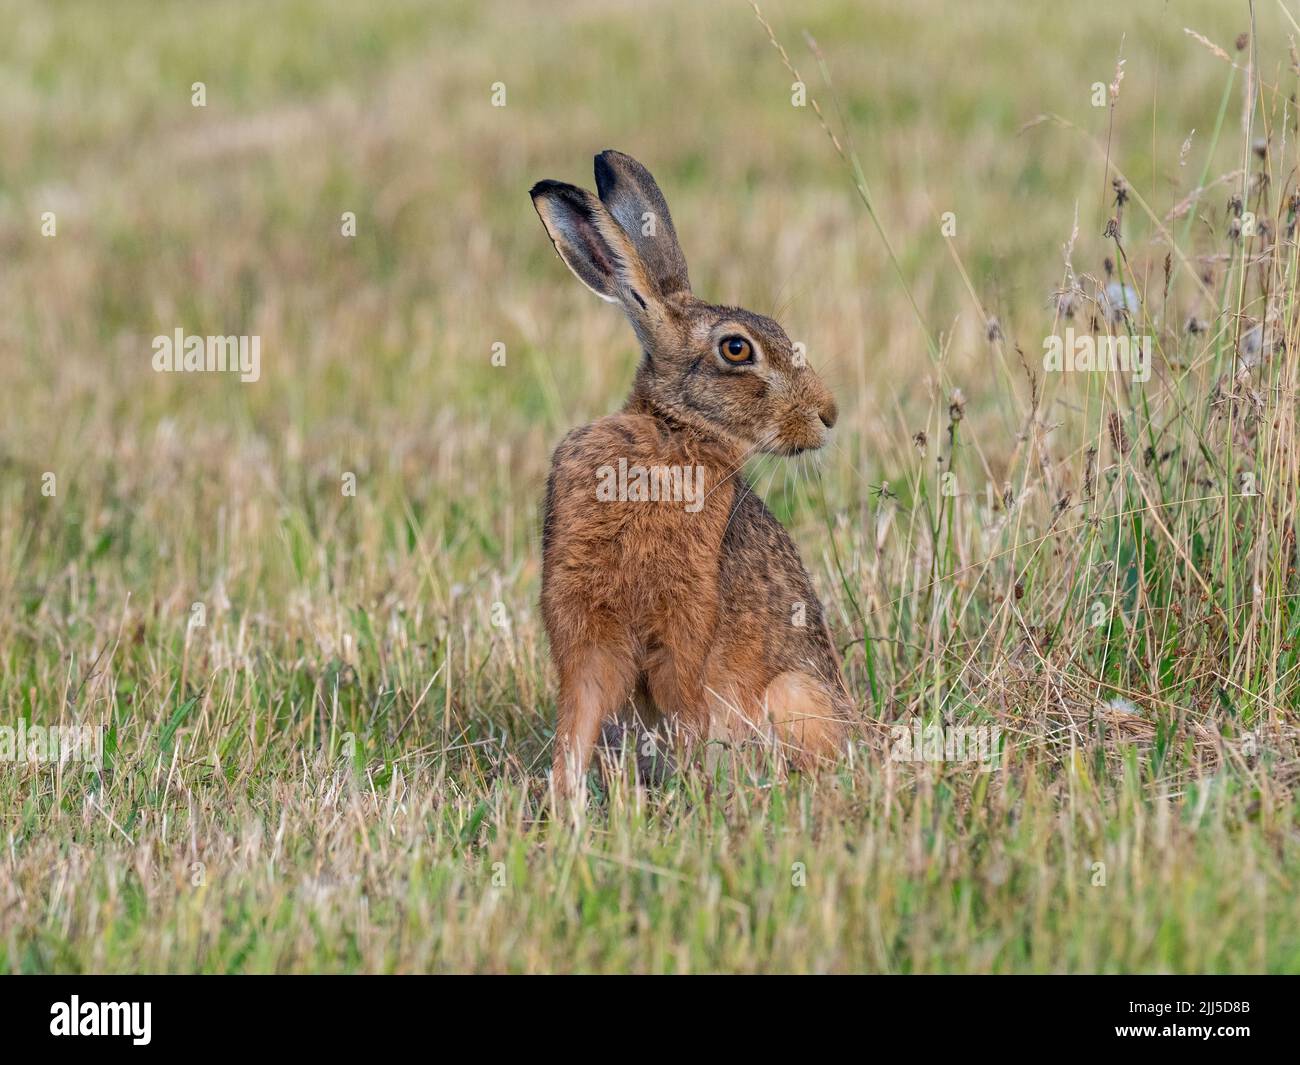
[1,0,1298,972]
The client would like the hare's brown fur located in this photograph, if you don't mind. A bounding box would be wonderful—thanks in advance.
[531,151,852,795]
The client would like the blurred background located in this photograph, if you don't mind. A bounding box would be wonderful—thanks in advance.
[0,0,1253,595]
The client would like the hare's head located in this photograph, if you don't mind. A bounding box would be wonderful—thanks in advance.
[531,150,837,456]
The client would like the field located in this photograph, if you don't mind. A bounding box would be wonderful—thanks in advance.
[2,0,1300,973]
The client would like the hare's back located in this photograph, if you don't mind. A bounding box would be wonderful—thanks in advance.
[714,484,843,690]
[541,414,734,629]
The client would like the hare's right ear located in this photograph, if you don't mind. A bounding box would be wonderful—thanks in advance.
[593,150,690,298]
[530,179,650,306]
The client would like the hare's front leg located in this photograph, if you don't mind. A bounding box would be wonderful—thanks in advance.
[643,637,713,761]
[552,643,636,801]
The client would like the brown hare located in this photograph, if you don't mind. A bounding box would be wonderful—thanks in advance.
[530,150,852,798]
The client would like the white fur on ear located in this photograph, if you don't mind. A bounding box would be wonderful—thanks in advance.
[530,180,621,303]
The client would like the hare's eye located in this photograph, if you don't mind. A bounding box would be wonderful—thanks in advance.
[719,336,754,364]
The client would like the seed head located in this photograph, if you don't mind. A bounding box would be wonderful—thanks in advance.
[1053,289,1077,319]
[1108,412,1131,454]
[1103,281,1140,323]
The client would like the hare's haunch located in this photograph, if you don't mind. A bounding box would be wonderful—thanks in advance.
[531,150,852,797]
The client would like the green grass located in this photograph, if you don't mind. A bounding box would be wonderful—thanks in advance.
[1,0,1298,973]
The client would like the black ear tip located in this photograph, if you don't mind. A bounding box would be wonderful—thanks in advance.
[529,180,599,224]
[594,150,620,195]
[530,179,592,210]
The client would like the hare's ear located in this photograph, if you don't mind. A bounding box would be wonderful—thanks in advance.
[530,180,623,303]
[530,179,663,318]
[594,150,690,298]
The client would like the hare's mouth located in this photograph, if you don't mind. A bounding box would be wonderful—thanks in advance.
[774,422,832,456]
[773,434,829,457]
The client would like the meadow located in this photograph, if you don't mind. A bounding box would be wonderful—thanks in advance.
[1,0,1298,972]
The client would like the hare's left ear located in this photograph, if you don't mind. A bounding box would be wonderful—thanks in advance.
[530,178,670,344]
[530,180,626,303]
[594,150,690,298]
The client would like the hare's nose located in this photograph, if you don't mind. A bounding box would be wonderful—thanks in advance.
[819,401,838,430]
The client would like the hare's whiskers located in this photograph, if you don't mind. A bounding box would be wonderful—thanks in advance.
[702,430,776,503]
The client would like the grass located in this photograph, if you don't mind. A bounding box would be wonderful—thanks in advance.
[1,0,1299,973]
